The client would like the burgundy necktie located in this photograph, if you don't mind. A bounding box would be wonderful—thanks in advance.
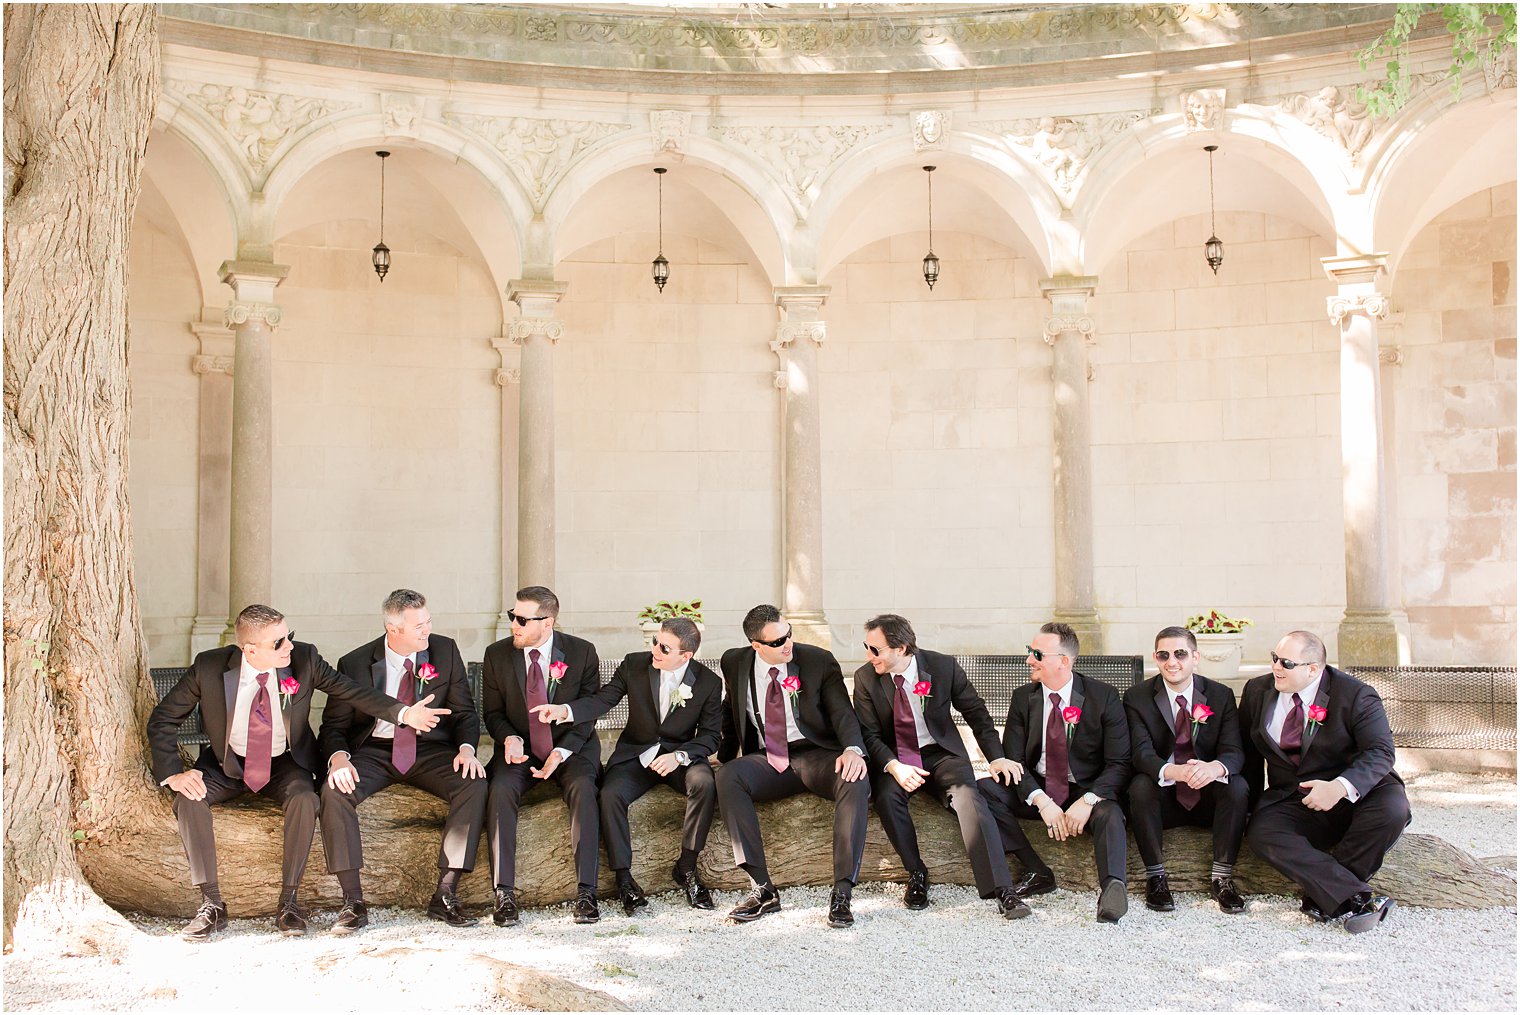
[525,649,554,762]
[244,672,273,792]
[893,674,923,769]
[392,659,417,774]
[1173,694,1199,810]
[1044,692,1070,807]
[1279,692,1304,764]
[764,667,789,773]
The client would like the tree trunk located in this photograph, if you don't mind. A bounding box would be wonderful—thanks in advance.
[2,3,160,952]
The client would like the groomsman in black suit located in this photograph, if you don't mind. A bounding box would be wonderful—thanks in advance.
[715,605,870,928]
[1123,625,1248,914]
[852,614,1030,919]
[1239,629,1410,933]
[978,622,1132,922]
[481,585,603,925]
[147,603,450,940]
[317,589,487,934]
[532,617,723,914]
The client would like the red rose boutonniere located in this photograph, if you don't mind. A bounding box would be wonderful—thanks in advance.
[1061,705,1081,739]
[911,680,932,699]
[548,660,568,696]
[1189,702,1214,735]
[416,662,438,690]
[1305,704,1327,732]
[278,676,299,705]
[781,673,801,706]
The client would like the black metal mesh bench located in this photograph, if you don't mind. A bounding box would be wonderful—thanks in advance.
[1348,665,1517,751]
[950,654,1145,729]
[149,667,211,747]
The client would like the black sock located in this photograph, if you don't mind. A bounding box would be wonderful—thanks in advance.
[198,882,222,905]
[279,884,299,905]
[436,869,461,895]
[613,867,633,886]
[674,848,699,878]
[1013,849,1050,876]
[336,869,363,901]
[834,879,852,895]
[739,862,769,888]
[578,882,596,897]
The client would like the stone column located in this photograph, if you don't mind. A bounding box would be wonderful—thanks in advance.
[189,315,235,654]
[492,330,523,642]
[507,280,568,593]
[220,261,289,639]
[773,286,831,649]
[1323,254,1409,664]
[1040,276,1103,652]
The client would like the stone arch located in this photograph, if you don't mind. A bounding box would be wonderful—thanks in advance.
[812,132,1066,278]
[545,131,792,285]
[152,92,258,266]
[139,126,241,310]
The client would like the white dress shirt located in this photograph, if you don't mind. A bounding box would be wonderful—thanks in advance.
[1156,679,1195,787]
[370,641,417,741]
[229,658,289,758]
[1266,672,1360,802]
[640,661,692,768]
[523,633,571,761]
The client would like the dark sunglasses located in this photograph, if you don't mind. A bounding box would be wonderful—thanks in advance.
[1270,652,1315,671]
[271,631,295,650]
[864,643,884,657]
[1025,644,1070,663]
[1155,649,1192,662]
[754,626,793,649]
[652,637,680,655]
[508,610,550,626]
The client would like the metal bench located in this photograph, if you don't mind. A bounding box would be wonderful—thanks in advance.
[149,667,212,748]
[1348,665,1517,751]
[950,654,1145,729]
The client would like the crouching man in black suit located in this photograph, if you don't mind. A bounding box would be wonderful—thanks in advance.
[533,617,723,914]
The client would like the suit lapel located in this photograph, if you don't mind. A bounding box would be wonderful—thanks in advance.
[1025,684,1043,767]
[1303,671,1332,754]
[649,665,664,723]
[1152,676,1174,748]
[1069,673,1086,733]
[222,660,241,759]
[551,641,568,701]
[1256,682,1291,764]
[276,664,295,741]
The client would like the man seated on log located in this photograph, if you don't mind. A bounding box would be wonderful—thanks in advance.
[147,603,451,941]
[978,621,1132,922]
[1122,625,1248,914]
[481,585,603,926]
[851,613,1030,919]
[715,604,870,928]
[1239,629,1410,933]
[317,588,486,934]
[531,617,723,915]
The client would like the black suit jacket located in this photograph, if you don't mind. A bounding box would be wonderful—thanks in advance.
[318,633,480,760]
[717,642,864,762]
[563,652,723,769]
[852,649,1003,772]
[148,642,407,784]
[1237,664,1401,808]
[1123,673,1244,781]
[481,630,601,765]
[1003,671,1131,803]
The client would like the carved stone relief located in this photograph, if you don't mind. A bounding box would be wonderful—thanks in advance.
[446,113,631,204]
[507,317,566,344]
[976,112,1145,194]
[1484,46,1517,91]
[1327,292,1390,325]
[224,300,283,329]
[1276,85,1373,161]
[651,110,692,153]
[711,123,890,208]
[1181,88,1225,132]
[381,92,423,135]
[912,110,950,151]
[178,83,357,171]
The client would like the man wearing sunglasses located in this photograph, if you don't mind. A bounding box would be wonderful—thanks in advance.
[1122,626,1248,914]
[1238,630,1409,933]
[148,603,452,941]
[317,589,487,934]
[531,617,723,916]
[852,614,1030,919]
[480,585,603,925]
[977,622,1132,922]
[715,604,870,928]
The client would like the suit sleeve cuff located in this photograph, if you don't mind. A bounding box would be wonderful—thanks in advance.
[1026,788,1049,807]
[1336,775,1360,802]
[554,747,571,761]
[328,751,351,767]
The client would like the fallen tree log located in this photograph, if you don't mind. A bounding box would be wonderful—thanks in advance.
[94,770,1514,918]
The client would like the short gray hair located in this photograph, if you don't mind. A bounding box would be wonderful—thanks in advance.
[382,588,427,623]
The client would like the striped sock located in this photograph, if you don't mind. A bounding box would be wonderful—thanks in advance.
[1144,864,1165,879]
[1211,862,1234,880]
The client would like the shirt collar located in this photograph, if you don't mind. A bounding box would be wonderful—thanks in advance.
[664,660,690,685]
[383,640,417,671]
[1283,671,1323,707]
[894,656,919,684]
[1162,677,1196,706]
[524,633,554,661]
[754,654,784,680]
[240,657,272,683]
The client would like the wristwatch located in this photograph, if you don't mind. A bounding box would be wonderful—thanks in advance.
[675,751,690,766]
[1082,792,1100,806]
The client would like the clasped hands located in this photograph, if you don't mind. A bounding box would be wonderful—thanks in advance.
[1162,758,1228,790]
[1037,796,1093,840]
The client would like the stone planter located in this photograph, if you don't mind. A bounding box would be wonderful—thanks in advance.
[1193,632,1245,681]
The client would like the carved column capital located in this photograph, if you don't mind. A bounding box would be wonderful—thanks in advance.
[1039,275,1099,345]
[192,354,235,376]
[1378,346,1403,366]
[507,318,565,345]
[775,321,826,348]
[1042,313,1096,344]
[1326,292,1390,327]
[224,301,283,329]
[219,260,289,332]
[495,367,522,387]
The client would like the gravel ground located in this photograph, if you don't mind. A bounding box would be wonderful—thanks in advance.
[6,770,1515,1012]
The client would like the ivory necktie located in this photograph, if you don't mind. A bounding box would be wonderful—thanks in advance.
[1044,692,1070,807]
[1173,694,1199,809]
[525,649,554,762]
[764,667,789,773]
[244,672,273,792]
[393,659,417,774]
[893,674,923,769]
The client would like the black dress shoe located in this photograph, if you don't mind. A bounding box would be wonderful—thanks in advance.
[1096,878,1128,924]
[728,882,781,923]
[274,898,308,937]
[903,869,930,911]
[674,868,714,910]
[493,887,520,928]
[995,888,1031,920]
[826,887,854,929]
[1145,874,1176,912]
[1300,896,1334,923]
[572,888,600,925]
[1342,892,1395,934]
[617,875,648,917]
[180,900,228,941]
[1012,869,1058,899]
[426,891,478,927]
[1210,877,1246,914]
[331,898,369,935]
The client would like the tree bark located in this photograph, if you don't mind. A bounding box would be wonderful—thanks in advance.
[2,3,160,952]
